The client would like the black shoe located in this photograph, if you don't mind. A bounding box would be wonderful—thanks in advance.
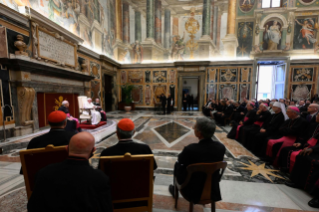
[285,181,298,188]
[308,198,319,208]
[280,167,289,173]
[168,184,175,198]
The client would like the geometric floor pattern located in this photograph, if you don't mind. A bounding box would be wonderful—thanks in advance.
[0,110,317,211]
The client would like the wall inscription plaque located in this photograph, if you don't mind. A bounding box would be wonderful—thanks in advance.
[37,28,76,67]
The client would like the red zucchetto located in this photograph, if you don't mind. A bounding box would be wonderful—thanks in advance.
[48,111,67,123]
[117,118,135,131]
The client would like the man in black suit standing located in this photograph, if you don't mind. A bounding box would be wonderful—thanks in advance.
[28,132,113,212]
[168,117,226,204]
[99,118,157,170]
[159,93,166,115]
[20,111,77,174]
[167,93,173,114]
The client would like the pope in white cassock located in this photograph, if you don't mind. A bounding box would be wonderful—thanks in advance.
[84,98,101,125]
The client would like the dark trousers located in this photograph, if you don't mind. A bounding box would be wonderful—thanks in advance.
[278,146,301,168]
[162,104,166,114]
[183,103,187,111]
[167,105,171,114]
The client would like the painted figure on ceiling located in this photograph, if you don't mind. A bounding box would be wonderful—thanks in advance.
[63,1,78,34]
[264,21,282,50]
[0,0,19,10]
[171,32,185,61]
[132,40,143,63]
[48,0,63,23]
[295,19,317,49]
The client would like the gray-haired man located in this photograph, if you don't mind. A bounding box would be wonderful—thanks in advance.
[169,117,226,204]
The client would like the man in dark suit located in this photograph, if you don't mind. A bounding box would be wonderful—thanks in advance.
[167,93,173,114]
[159,93,166,115]
[28,132,113,212]
[58,100,69,114]
[99,118,157,170]
[168,117,226,203]
[20,111,77,174]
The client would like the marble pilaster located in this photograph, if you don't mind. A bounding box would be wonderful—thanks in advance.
[115,0,123,42]
[213,6,218,45]
[155,0,162,45]
[135,11,142,42]
[202,0,211,38]
[164,9,171,49]
[146,0,155,40]
[123,2,130,44]
[221,0,238,57]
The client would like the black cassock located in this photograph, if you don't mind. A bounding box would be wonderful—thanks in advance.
[251,112,285,156]
[268,117,307,163]
[278,123,319,168]
[227,110,256,139]
[214,104,233,126]
[290,144,319,194]
[27,157,113,212]
[239,110,271,146]
[58,105,69,114]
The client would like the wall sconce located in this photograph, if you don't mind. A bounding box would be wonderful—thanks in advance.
[255,25,260,35]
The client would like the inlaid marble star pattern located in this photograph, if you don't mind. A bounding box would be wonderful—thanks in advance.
[239,160,285,183]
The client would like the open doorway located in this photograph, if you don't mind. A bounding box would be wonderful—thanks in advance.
[182,77,199,111]
[256,62,286,100]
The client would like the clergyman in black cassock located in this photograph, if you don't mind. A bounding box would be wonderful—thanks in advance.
[99,118,157,170]
[182,94,188,111]
[227,101,256,139]
[20,111,76,174]
[239,103,271,146]
[168,117,226,204]
[265,107,307,165]
[251,102,286,155]
[27,132,113,212]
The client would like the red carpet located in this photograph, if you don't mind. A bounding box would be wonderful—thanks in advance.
[79,121,107,129]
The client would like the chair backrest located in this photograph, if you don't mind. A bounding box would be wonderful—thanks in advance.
[78,96,88,112]
[19,145,68,199]
[184,162,227,204]
[99,153,154,212]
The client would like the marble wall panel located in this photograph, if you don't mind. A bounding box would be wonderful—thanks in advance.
[90,62,101,79]
[220,69,238,82]
[239,84,250,102]
[169,70,176,83]
[153,71,167,83]
[219,84,237,100]
[91,80,101,100]
[240,68,251,82]
[153,84,167,103]
[207,69,217,83]
[121,71,127,84]
[237,22,254,57]
[128,71,143,83]
[292,67,314,82]
[207,84,216,100]
[145,71,151,83]
[291,84,311,101]
[132,85,143,105]
[145,85,151,105]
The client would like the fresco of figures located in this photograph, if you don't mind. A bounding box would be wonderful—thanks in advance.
[263,20,282,51]
[293,17,318,50]
[1,0,115,58]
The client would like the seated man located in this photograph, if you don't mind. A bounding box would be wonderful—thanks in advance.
[168,117,226,204]
[278,113,319,172]
[227,101,256,139]
[214,100,233,126]
[250,102,287,155]
[99,118,157,170]
[20,111,76,174]
[239,103,271,146]
[58,100,81,132]
[94,98,107,121]
[266,106,306,166]
[84,98,101,125]
[304,103,319,123]
[27,132,113,212]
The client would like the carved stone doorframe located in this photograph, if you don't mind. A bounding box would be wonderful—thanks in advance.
[177,71,206,111]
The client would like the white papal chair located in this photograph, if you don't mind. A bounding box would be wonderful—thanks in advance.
[78,96,91,124]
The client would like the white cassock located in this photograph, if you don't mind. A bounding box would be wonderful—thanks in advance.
[83,102,101,125]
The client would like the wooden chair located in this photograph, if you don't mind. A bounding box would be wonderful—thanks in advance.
[19,145,68,199]
[174,161,227,212]
[99,153,154,212]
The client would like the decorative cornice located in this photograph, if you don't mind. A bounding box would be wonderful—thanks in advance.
[23,7,84,45]
[78,45,100,59]
[0,5,29,28]
[100,55,121,67]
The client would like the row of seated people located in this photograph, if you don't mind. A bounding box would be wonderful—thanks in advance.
[203,98,319,208]
[57,98,107,133]
[22,111,226,211]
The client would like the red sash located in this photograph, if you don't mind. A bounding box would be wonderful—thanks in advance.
[235,117,249,139]
[266,136,296,166]
[289,138,318,172]
[254,121,264,127]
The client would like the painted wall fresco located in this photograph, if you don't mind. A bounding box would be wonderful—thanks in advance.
[293,17,318,50]
[237,22,254,57]
[1,0,115,58]
[119,68,177,107]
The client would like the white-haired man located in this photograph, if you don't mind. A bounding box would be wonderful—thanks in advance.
[58,100,81,132]
[84,98,101,125]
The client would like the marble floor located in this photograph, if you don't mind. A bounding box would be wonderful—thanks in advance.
[0,110,317,211]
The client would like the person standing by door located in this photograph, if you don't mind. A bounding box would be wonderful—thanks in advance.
[182,93,187,111]
[159,93,167,115]
[167,94,173,114]
[189,94,194,111]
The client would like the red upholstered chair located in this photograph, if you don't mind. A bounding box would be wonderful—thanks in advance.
[174,162,227,212]
[19,145,68,199]
[99,153,154,212]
